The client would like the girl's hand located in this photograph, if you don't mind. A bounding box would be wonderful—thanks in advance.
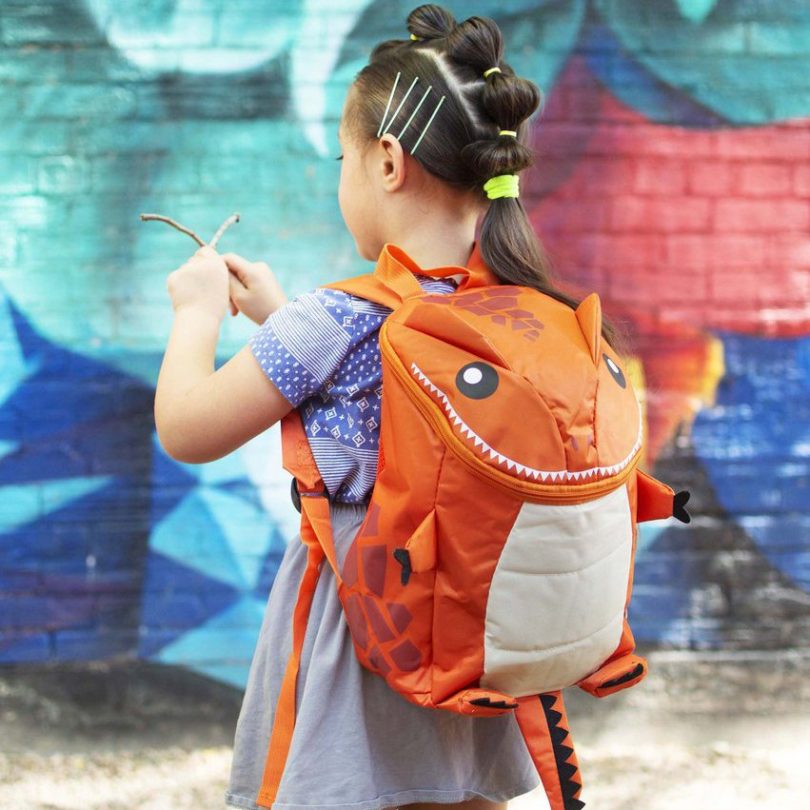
[166,245,230,322]
[222,252,288,325]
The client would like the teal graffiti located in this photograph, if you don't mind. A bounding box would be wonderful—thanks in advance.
[593,0,810,123]
[674,0,720,24]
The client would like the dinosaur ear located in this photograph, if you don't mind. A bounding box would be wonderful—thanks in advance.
[575,292,602,366]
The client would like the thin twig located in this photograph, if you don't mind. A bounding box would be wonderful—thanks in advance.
[139,214,206,246]
[209,213,240,249]
[139,211,241,249]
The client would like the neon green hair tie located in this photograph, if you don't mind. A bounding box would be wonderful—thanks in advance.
[483,174,520,199]
[410,33,422,40]
[498,129,517,137]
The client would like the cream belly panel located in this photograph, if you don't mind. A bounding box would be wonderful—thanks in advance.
[480,485,633,696]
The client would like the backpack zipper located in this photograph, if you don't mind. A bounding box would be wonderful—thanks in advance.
[379,323,639,504]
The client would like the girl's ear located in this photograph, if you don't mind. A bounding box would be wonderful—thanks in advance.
[377,134,407,192]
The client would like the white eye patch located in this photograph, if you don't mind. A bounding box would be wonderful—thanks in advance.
[462,366,483,385]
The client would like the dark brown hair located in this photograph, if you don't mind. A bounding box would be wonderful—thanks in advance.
[344,3,629,354]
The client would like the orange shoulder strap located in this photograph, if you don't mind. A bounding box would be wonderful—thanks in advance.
[321,240,499,309]
[259,409,342,808]
[321,273,402,309]
[280,408,324,496]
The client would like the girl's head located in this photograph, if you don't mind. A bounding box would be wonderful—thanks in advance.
[338,3,627,352]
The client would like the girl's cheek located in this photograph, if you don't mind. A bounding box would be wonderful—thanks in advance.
[338,180,350,225]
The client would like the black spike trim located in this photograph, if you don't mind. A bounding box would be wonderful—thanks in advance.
[540,693,557,710]
[562,779,583,802]
[602,664,644,689]
[469,697,518,709]
[602,663,645,689]
[550,725,569,747]
[538,693,585,810]
[557,745,574,762]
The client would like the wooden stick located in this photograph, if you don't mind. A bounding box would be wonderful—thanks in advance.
[210,213,241,249]
[139,214,206,246]
[139,211,241,249]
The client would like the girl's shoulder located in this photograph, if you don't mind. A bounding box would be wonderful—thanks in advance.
[312,273,459,315]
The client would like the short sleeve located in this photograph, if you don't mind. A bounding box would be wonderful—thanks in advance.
[249,287,356,407]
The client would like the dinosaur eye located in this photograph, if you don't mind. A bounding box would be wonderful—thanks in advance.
[603,352,626,388]
[456,362,499,399]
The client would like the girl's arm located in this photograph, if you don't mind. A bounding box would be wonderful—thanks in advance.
[155,308,294,463]
[154,248,295,464]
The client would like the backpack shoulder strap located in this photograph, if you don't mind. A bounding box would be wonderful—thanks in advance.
[261,410,343,807]
[280,408,324,495]
[320,240,501,310]
[321,273,403,309]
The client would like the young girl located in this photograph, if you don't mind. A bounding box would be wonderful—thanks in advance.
[156,5,624,809]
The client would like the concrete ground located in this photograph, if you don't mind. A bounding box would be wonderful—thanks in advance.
[0,648,808,809]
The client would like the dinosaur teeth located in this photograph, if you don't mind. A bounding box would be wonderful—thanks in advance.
[409,360,644,486]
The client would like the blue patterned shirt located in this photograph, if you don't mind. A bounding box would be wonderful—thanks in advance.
[249,274,459,503]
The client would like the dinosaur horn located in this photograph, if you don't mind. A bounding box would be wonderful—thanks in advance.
[575,292,602,366]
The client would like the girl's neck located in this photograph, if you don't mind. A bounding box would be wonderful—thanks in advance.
[373,162,485,268]
[382,212,480,271]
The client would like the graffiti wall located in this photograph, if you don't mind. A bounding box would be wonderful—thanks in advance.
[0,0,808,689]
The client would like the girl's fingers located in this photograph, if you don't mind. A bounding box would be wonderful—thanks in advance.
[221,252,254,286]
[228,266,248,290]
[228,272,246,298]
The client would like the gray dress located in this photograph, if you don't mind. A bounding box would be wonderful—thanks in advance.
[224,498,541,810]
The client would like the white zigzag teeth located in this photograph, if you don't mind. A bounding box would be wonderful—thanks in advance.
[409,361,643,483]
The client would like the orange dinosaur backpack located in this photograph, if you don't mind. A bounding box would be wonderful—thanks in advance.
[257,242,692,810]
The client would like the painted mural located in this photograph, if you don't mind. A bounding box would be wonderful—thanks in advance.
[0,0,808,689]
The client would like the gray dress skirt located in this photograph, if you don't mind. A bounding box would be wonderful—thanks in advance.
[225,499,541,810]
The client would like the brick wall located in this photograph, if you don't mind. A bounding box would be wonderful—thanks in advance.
[0,0,808,688]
